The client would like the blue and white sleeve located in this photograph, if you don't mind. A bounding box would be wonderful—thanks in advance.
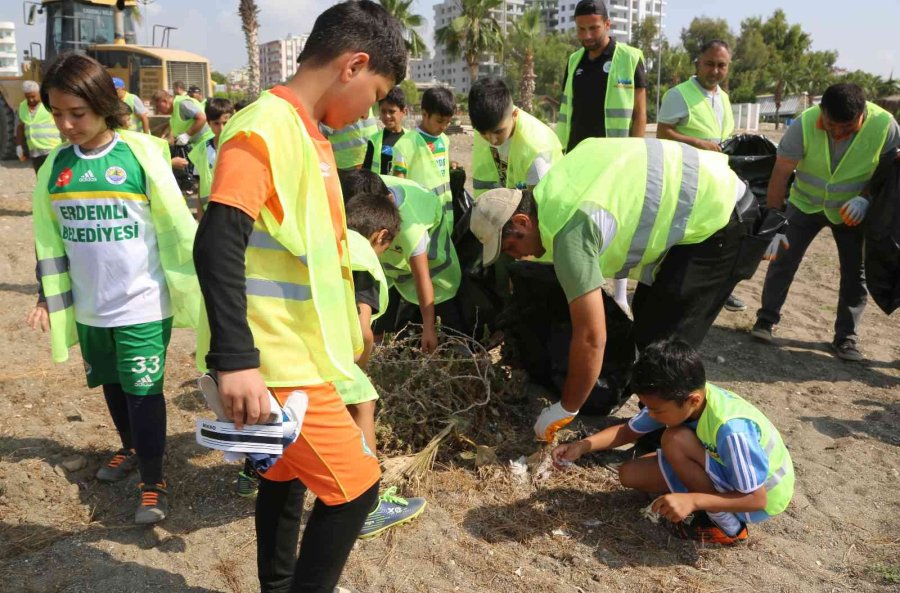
[716,419,769,494]
[627,408,665,434]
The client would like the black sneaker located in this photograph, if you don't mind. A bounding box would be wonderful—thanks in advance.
[135,481,169,524]
[724,294,748,312]
[96,448,138,482]
[750,320,774,343]
[831,339,863,362]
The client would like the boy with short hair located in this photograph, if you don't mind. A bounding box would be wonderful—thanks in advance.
[366,86,408,174]
[468,77,562,197]
[339,192,428,538]
[339,169,463,352]
[392,86,454,211]
[192,1,407,590]
[553,338,794,545]
[187,97,234,221]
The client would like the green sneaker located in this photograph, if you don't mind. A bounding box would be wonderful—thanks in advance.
[236,469,260,498]
[135,481,169,525]
[359,487,426,539]
[96,448,138,482]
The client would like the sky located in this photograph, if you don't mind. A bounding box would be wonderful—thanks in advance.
[8,0,899,79]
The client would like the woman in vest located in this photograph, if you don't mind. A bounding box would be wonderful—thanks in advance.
[751,83,900,361]
[16,79,62,173]
[26,54,199,525]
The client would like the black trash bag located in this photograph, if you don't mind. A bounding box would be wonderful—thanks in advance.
[170,144,196,194]
[721,134,778,206]
[450,165,473,226]
[505,261,634,416]
[864,149,900,315]
[450,205,504,340]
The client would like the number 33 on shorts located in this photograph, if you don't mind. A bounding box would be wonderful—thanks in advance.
[131,356,161,374]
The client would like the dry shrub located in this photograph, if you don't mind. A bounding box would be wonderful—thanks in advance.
[368,325,517,458]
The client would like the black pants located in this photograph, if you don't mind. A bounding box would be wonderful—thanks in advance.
[256,477,379,593]
[102,384,166,485]
[31,154,48,174]
[631,205,762,350]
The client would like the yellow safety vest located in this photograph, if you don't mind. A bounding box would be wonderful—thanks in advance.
[534,138,737,284]
[171,95,213,145]
[472,108,563,197]
[789,103,892,224]
[368,127,410,174]
[18,101,62,153]
[670,78,734,143]
[557,42,644,148]
[32,130,200,363]
[391,130,453,214]
[122,92,143,132]
[324,108,379,170]
[187,138,215,200]
[196,91,363,386]
[696,383,795,516]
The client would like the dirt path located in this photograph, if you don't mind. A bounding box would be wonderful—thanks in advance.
[1,155,898,593]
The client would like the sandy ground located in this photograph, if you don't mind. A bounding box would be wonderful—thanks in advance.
[1,135,899,593]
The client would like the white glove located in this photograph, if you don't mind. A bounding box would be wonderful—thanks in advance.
[840,196,869,227]
[175,133,191,146]
[763,233,789,261]
[534,401,578,442]
[16,145,24,160]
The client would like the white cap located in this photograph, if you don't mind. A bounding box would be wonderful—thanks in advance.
[469,188,523,266]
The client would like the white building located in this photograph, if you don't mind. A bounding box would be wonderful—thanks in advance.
[0,22,18,76]
[555,0,666,40]
[432,0,528,94]
[259,34,308,89]
[409,56,435,84]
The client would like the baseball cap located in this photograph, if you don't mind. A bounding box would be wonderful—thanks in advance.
[188,85,202,94]
[469,188,523,266]
[112,77,125,89]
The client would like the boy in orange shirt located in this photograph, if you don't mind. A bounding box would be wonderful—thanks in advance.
[192,2,408,591]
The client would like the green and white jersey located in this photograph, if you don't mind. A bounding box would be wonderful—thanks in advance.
[47,134,172,327]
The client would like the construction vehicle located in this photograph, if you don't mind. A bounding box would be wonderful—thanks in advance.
[0,0,213,159]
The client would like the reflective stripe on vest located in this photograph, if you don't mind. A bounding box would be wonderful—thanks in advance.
[788,103,892,224]
[557,43,644,149]
[472,108,563,198]
[672,78,734,142]
[18,101,61,152]
[696,383,795,515]
[534,138,736,284]
[200,90,362,386]
[325,108,379,170]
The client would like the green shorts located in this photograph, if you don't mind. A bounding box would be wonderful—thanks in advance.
[76,318,173,395]
[334,364,380,406]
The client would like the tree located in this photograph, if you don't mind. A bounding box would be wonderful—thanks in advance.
[378,0,427,58]
[238,0,260,100]
[631,15,659,69]
[503,32,577,105]
[435,0,504,83]
[399,79,420,107]
[760,10,812,126]
[680,16,735,60]
[211,71,227,85]
[510,7,543,111]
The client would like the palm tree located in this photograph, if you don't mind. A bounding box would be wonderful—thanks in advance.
[435,0,504,84]
[239,0,260,100]
[511,7,543,111]
[379,0,427,59]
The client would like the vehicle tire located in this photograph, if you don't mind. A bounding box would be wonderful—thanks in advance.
[0,101,16,160]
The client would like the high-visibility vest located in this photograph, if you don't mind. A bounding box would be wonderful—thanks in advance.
[789,103,892,225]
[557,42,644,148]
[534,138,738,285]
[670,78,734,143]
[18,101,61,153]
[324,108,379,170]
[196,91,363,386]
[32,130,200,363]
[187,138,215,199]
[472,108,563,197]
[696,383,795,516]
[390,130,453,211]
[122,92,143,132]
[379,175,461,305]
[171,95,212,144]
[332,230,388,407]
[368,127,410,174]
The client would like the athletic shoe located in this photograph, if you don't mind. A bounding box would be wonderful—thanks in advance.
[135,481,169,525]
[724,294,748,312]
[236,469,259,498]
[665,512,748,545]
[750,320,774,343]
[359,487,427,539]
[96,448,138,482]
[333,587,361,593]
[832,339,863,362]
